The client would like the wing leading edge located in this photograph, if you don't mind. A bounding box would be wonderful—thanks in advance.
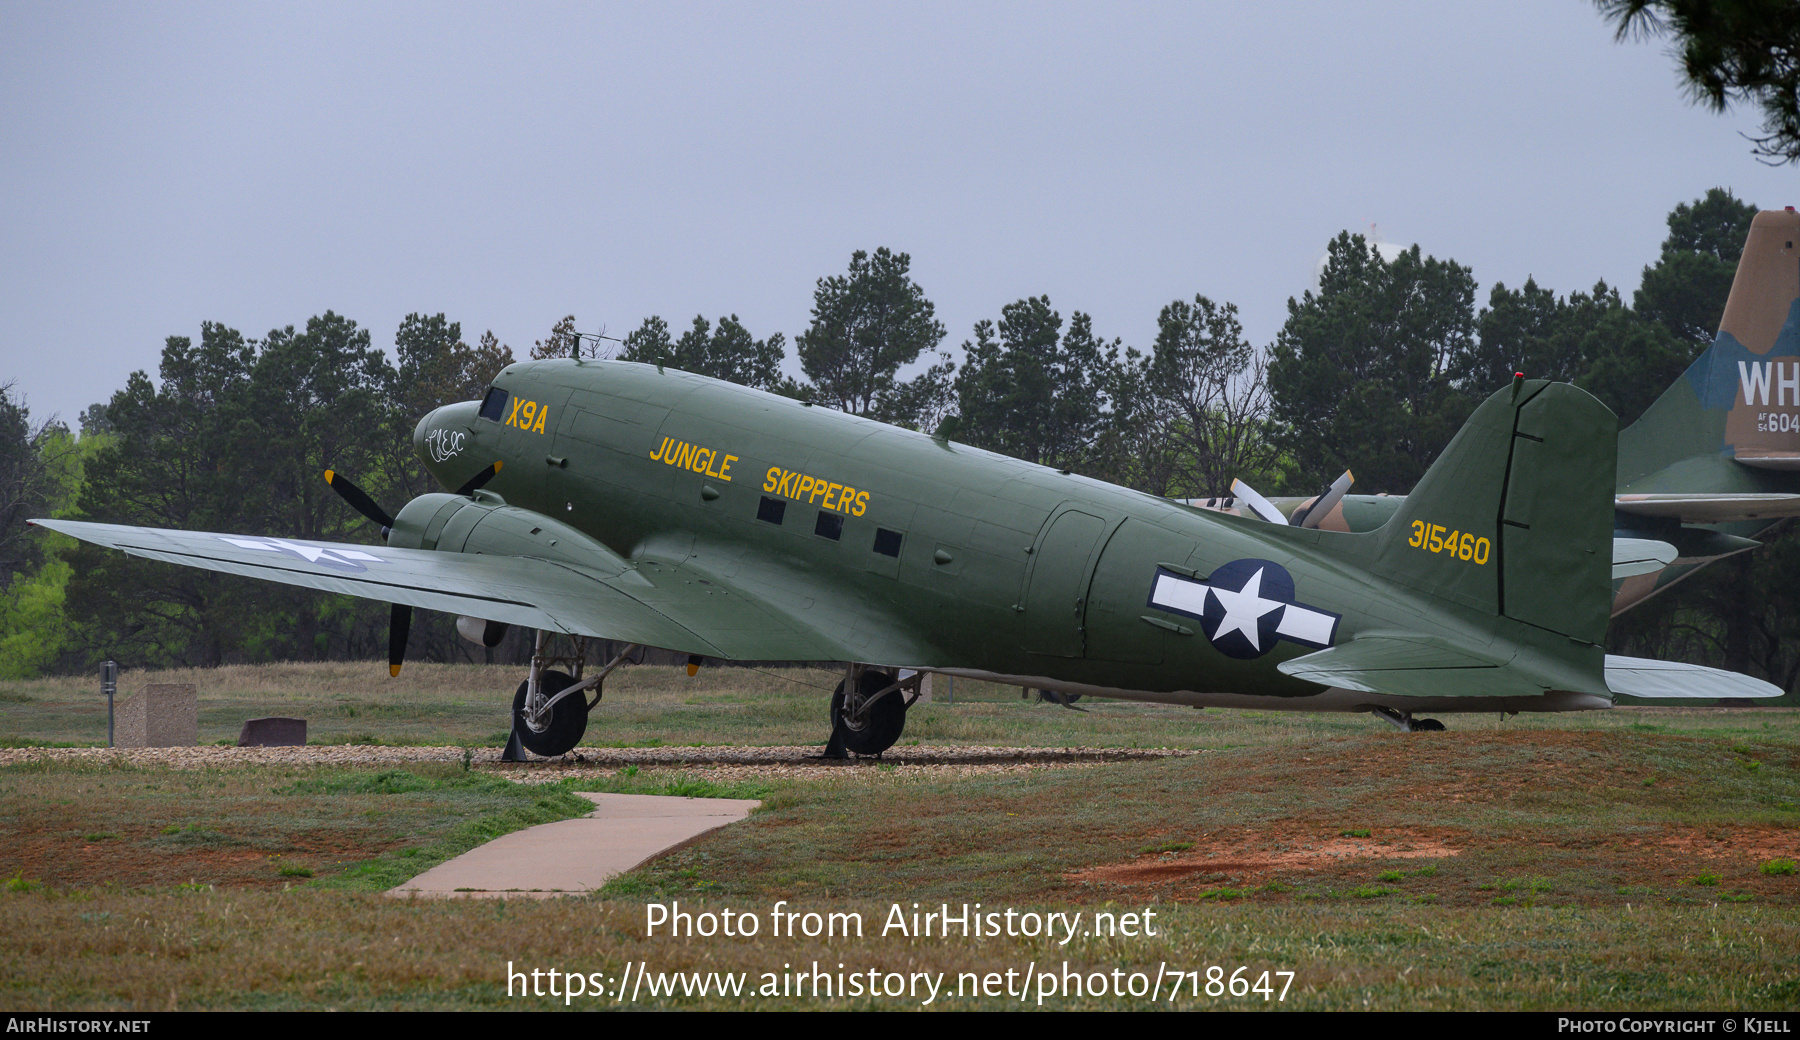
[32,518,850,663]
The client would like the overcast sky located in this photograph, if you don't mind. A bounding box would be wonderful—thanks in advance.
[3,1,1795,428]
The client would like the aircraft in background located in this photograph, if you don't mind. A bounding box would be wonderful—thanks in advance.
[1198,207,1800,616]
[37,343,1778,752]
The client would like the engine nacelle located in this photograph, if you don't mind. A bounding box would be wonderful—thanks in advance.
[387,492,629,575]
[456,615,509,647]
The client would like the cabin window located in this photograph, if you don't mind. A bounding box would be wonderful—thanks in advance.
[814,511,843,540]
[478,387,509,422]
[757,496,786,524]
[873,528,902,557]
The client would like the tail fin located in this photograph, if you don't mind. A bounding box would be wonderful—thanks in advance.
[1375,379,1617,646]
[1619,208,1800,486]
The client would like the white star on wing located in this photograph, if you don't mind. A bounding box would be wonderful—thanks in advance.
[219,537,383,567]
[1207,567,1284,651]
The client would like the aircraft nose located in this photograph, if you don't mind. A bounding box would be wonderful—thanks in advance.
[415,401,480,466]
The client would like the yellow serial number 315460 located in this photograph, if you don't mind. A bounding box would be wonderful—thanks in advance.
[1409,521,1490,564]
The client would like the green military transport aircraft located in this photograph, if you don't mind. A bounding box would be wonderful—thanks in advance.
[1209,208,1800,619]
[37,255,1790,752]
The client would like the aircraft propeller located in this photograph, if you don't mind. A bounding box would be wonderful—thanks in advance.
[324,469,394,536]
[323,461,503,676]
[387,603,411,678]
[323,468,414,677]
[455,461,502,497]
[1229,478,1288,524]
[1227,470,1355,528]
[1291,471,1355,529]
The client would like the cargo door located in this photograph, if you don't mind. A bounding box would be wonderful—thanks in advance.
[1020,507,1109,657]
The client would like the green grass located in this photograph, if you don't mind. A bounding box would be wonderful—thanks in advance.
[0,760,601,892]
[1,663,1799,1009]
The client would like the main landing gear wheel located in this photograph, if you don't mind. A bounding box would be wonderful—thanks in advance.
[511,669,588,757]
[829,670,908,757]
[1368,705,1449,733]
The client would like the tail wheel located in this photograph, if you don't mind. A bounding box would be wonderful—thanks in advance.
[830,670,907,756]
[511,669,588,756]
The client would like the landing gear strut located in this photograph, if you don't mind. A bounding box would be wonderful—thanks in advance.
[821,665,919,759]
[1368,706,1446,733]
[504,633,638,760]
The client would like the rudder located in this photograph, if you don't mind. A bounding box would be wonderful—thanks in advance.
[1376,380,1616,645]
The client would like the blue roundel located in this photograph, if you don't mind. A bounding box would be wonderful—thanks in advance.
[1198,558,1296,659]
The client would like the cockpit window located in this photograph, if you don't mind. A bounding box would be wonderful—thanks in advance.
[478,387,509,422]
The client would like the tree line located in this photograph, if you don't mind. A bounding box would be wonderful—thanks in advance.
[3,189,1793,696]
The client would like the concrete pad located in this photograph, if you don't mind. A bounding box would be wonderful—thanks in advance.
[387,792,760,899]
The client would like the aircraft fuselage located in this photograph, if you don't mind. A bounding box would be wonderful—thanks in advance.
[415,360,1602,715]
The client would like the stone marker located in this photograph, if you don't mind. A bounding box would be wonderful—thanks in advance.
[238,717,306,747]
[115,684,196,748]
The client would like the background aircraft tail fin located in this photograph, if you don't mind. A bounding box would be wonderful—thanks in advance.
[1375,379,1616,646]
[1619,208,1800,484]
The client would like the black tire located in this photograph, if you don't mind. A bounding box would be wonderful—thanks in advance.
[511,670,588,756]
[830,670,907,756]
[1413,718,1446,732]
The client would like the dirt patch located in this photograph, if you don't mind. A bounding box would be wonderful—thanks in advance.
[1630,825,1799,865]
[1069,823,1463,887]
[1069,818,1800,903]
[5,813,387,890]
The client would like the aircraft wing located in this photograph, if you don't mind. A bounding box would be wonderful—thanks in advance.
[32,518,851,662]
[1613,493,1800,523]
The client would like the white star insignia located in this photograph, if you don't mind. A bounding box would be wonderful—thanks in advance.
[221,537,384,567]
[1206,566,1284,651]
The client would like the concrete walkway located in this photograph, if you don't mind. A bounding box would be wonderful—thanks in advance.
[387,792,761,899]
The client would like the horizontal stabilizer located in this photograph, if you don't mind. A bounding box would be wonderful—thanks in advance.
[1614,493,1800,524]
[1604,655,1783,699]
[1278,635,1516,698]
[1732,449,1800,471]
[1612,538,1678,580]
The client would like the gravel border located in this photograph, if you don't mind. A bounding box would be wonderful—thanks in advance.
[0,744,1198,777]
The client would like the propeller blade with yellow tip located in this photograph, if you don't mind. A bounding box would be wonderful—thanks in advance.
[389,603,412,678]
[324,469,395,532]
[455,461,503,497]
